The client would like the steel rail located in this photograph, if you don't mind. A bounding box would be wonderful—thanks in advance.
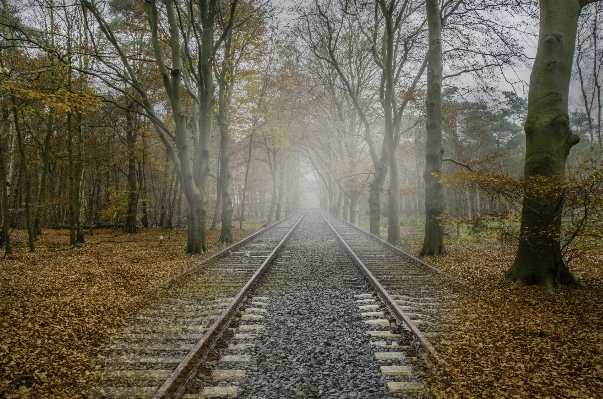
[141,209,306,299]
[320,212,441,365]
[153,210,308,398]
[322,210,467,289]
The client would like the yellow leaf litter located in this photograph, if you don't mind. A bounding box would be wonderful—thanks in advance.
[0,226,261,398]
[400,242,603,399]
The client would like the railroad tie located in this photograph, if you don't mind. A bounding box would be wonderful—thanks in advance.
[184,295,271,398]
[355,292,425,396]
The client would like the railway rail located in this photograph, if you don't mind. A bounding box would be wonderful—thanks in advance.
[95,211,307,398]
[95,209,455,398]
[320,211,457,364]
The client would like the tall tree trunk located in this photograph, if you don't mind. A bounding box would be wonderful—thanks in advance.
[67,112,76,244]
[159,164,168,228]
[210,173,221,230]
[210,142,221,232]
[138,132,149,228]
[475,186,481,218]
[77,167,86,242]
[369,160,388,236]
[33,112,53,239]
[188,0,226,253]
[176,183,183,230]
[6,115,17,201]
[11,94,34,251]
[217,35,234,243]
[506,0,594,290]
[343,191,350,222]
[285,176,292,217]
[465,187,472,219]
[164,169,176,229]
[124,102,138,233]
[266,150,277,225]
[420,0,446,256]
[350,190,359,226]
[381,2,399,244]
[329,178,337,215]
[388,144,401,243]
[166,177,178,229]
[335,183,343,218]
[218,133,233,242]
[239,132,254,230]
[0,107,11,254]
[275,160,285,221]
[88,173,96,235]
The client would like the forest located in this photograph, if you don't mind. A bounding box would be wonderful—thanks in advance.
[1,0,602,286]
[1,0,603,397]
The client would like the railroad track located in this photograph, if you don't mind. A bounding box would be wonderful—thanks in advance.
[95,209,454,398]
[95,211,306,398]
[320,211,457,364]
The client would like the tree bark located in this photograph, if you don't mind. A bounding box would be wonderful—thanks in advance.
[74,112,85,244]
[210,156,221,230]
[421,0,446,256]
[167,176,179,229]
[11,94,34,251]
[266,149,277,225]
[349,190,359,226]
[343,192,350,222]
[6,113,17,201]
[0,117,11,254]
[388,143,401,243]
[275,160,285,221]
[138,130,148,228]
[335,183,343,218]
[33,112,53,239]
[218,131,233,242]
[240,132,254,230]
[124,102,138,233]
[67,102,76,243]
[217,36,234,243]
[380,0,399,244]
[507,0,594,290]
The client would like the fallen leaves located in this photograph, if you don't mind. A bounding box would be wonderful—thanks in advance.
[400,241,603,398]
[0,225,261,398]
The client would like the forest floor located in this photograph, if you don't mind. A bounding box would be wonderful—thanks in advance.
[1,223,602,398]
[0,224,263,398]
[399,238,603,398]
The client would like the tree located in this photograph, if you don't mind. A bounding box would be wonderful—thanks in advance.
[420,0,525,255]
[575,1,602,148]
[421,0,445,255]
[301,0,425,239]
[215,1,268,243]
[124,100,138,233]
[370,0,426,244]
[506,0,602,290]
[82,0,240,253]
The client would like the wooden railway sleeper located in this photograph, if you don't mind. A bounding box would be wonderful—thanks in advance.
[320,210,442,367]
[152,211,308,399]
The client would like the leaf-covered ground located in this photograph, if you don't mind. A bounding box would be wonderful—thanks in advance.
[2,226,602,398]
[400,241,603,398]
[0,225,262,398]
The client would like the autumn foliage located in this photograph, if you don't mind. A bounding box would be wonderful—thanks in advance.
[443,159,603,277]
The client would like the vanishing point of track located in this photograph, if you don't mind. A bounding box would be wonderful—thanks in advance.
[95,209,456,398]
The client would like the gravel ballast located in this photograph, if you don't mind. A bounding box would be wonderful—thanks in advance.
[231,212,412,398]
